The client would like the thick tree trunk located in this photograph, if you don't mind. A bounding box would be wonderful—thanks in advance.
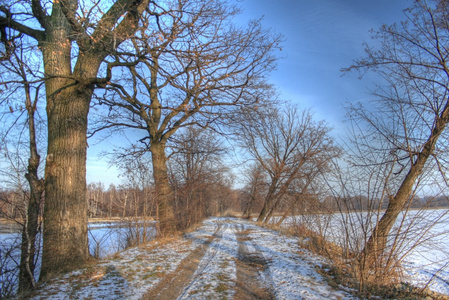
[1,0,149,282]
[363,103,449,265]
[40,85,93,281]
[150,142,176,235]
[38,4,100,279]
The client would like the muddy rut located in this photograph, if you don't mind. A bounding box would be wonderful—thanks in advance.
[235,227,275,300]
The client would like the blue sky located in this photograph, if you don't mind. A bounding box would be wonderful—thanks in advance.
[86,0,411,186]
[235,0,410,126]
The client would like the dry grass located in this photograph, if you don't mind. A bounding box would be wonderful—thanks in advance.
[219,209,240,218]
[275,222,449,299]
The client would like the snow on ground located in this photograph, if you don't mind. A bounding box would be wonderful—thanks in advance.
[25,218,376,299]
[178,220,238,299]
[238,220,357,299]
[402,240,449,295]
[29,238,197,300]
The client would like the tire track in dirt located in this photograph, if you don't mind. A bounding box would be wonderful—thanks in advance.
[235,225,276,300]
[178,221,237,299]
[140,224,222,300]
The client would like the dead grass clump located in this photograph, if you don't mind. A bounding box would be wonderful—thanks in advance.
[291,224,345,259]
[263,223,295,236]
[319,262,409,299]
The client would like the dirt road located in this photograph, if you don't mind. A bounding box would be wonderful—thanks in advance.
[29,218,356,299]
[143,220,275,299]
[143,218,354,299]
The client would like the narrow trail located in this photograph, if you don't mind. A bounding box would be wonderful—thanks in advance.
[142,220,275,300]
[177,221,238,299]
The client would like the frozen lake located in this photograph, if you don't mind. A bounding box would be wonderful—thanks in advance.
[0,220,156,297]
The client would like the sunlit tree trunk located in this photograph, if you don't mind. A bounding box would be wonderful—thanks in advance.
[41,84,93,280]
[1,0,149,281]
[257,179,278,222]
[39,5,94,278]
[150,142,176,235]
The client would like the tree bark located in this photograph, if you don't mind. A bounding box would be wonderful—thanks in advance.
[38,4,99,279]
[0,0,150,282]
[40,84,93,280]
[363,102,449,265]
[150,142,177,235]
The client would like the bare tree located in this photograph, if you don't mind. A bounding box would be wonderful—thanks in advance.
[238,103,339,223]
[1,0,152,280]
[344,0,449,266]
[14,50,44,295]
[0,34,45,292]
[92,0,281,234]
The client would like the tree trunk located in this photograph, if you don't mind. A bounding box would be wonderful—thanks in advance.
[276,194,301,226]
[0,0,149,282]
[18,175,43,293]
[264,192,286,223]
[256,198,270,222]
[257,179,278,222]
[243,194,255,218]
[40,85,93,281]
[276,179,313,226]
[363,102,449,265]
[243,179,259,219]
[18,64,45,293]
[150,142,176,235]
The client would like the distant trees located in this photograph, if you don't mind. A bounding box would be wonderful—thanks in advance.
[344,0,449,268]
[92,0,281,234]
[85,183,152,219]
[168,127,234,228]
[238,104,340,223]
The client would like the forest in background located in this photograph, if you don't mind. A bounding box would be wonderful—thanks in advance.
[2,184,449,222]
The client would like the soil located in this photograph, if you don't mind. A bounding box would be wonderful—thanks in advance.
[141,223,275,300]
[235,228,275,300]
